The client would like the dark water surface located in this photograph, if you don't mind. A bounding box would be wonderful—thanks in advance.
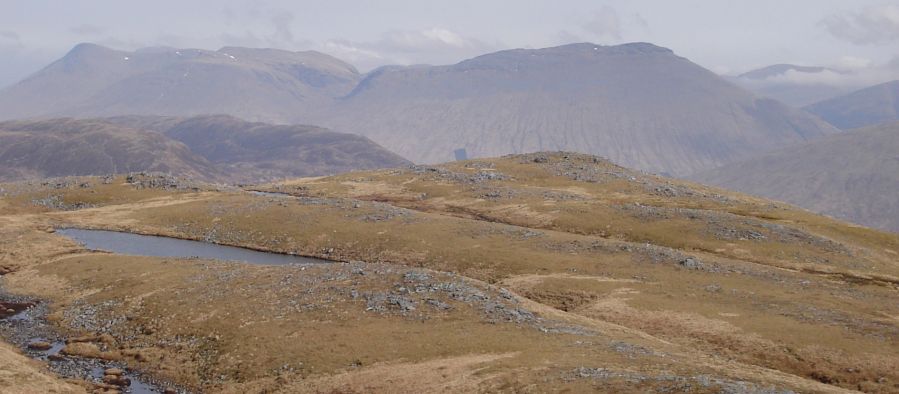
[57,228,326,265]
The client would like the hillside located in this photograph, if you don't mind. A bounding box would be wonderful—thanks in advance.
[0,43,360,123]
[694,121,899,233]
[1,152,897,392]
[310,43,839,175]
[804,80,899,129]
[0,118,223,182]
[105,115,411,182]
[0,116,409,183]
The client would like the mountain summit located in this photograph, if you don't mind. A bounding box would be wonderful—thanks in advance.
[804,80,899,129]
[311,42,839,175]
[0,43,361,123]
[0,42,839,176]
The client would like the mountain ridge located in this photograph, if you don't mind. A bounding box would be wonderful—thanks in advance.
[694,121,899,232]
[804,80,899,129]
[0,115,410,183]
[0,41,840,176]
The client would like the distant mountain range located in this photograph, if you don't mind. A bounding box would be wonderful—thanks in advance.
[694,121,899,232]
[803,80,899,130]
[308,43,839,175]
[0,42,840,176]
[730,64,852,107]
[0,115,409,183]
[0,43,360,123]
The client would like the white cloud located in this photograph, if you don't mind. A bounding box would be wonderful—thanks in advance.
[0,30,21,48]
[319,28,499,70]
[69,25,105,36]
[836,56,872,70]
[745,58,899,89]
[820,4,899,45]
[582,6,622,42]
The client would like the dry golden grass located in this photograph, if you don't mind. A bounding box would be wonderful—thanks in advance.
[0,152,897,392]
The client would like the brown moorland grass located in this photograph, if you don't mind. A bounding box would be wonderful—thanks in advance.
[0,152,896,392]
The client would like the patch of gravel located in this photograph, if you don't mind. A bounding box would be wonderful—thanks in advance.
[405,164,510,184]
[564,367,796,393]
[31,195,97,211]
[127,172,234,192]
[511,152,733,204]
[0,290,183,393]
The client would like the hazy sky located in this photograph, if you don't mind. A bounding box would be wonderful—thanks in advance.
[1,0,898,88]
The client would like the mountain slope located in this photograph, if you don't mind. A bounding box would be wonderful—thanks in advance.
[0,116,410,183]
[0,43,360,123]
[0,118,222,181]
[310,43,839,175]
[804,80,899,129]
[694,121,899,232]
[0,42,839,176]
[105,115,411,182]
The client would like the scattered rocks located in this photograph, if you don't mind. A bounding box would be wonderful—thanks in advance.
[407,165,510,184]
[27,341,52,351]
[30,195,96,211]
[564,367,797,393]
[403,271,431,283]
[102,373,131,387]
[0,292,168,392]
[679,257,703,270]
[126,172,202,191]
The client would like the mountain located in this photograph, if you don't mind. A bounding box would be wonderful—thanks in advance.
[0,118,222,181]
[309,43,839,175]
[0,116,409,183]
[694,121,899,232]
[731,64,851,106]
[804,80,899,129]
[0,43,360,123]
[0,42,839,176]
[105,114,411,182]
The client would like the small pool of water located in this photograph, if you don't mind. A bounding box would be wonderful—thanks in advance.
[57,228,326,266]
[249,190,294,198]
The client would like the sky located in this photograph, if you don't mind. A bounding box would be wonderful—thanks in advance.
[1,0,898,88]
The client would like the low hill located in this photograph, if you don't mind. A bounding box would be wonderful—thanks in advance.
[804,80,899,129]
[694,121,899,232]
[0,116,410,183]
[0,118,222,181]
[106,115,411,182]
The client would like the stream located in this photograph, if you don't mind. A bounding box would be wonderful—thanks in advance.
[1,228,330,393]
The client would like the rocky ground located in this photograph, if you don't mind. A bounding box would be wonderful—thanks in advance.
[0,152,896,393]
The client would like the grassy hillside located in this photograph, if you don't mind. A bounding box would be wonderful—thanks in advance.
[0,152,896,392]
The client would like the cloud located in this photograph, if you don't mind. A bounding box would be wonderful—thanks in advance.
[319,28,499,71]
[0,30,22,49]
[820,4,899,45]
[835,56,872,70]
[269,10,295,44]
[582,6,622,42]
[744,58,899,89]
[69,24,105,36]
[554,7,648,46]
